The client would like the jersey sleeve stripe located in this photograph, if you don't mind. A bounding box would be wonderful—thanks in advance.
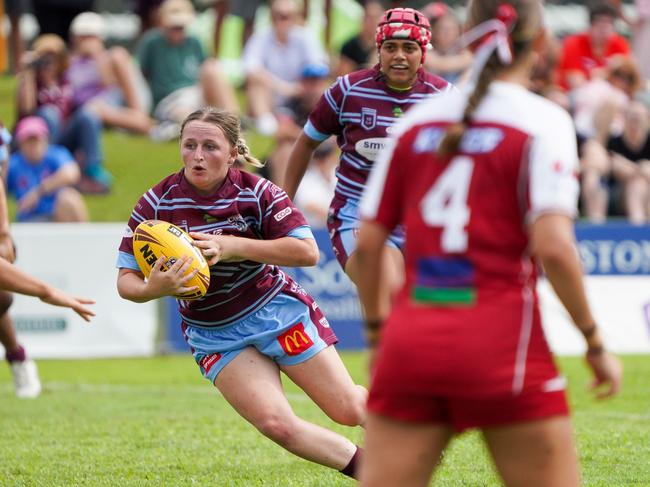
[131,209,147,223]
[324,89,340,114]
[116,251,139,270]
[262,195,291,217]
[287,225,315,240]
[304,120,330,142]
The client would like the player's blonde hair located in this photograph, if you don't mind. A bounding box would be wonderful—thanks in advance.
[180,107,263,168]
[438,0,542,157]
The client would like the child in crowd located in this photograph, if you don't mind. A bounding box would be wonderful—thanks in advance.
[5,117,87,223]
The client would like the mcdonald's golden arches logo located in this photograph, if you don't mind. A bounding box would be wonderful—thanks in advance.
[277,322,314,356]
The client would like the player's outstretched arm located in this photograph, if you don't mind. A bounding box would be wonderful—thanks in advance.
[530,213,622,399]
[0,258,95,321]
[283,131,321,199]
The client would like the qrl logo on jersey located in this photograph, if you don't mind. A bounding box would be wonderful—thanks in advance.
[274,207,293,222]
[361,107,377,130]
[277,323,313,356]
[200,353,222,374]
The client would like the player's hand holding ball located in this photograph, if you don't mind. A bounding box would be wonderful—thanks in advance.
[146,255,200,299]
[132,220,210,300]
[190,232,244,265]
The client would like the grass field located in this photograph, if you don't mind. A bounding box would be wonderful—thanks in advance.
[1,353,649,486]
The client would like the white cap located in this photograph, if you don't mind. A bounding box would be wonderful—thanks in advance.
[70,12,106,39]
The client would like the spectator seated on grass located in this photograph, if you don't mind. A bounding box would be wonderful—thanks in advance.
[423,2,473,84]
[242,0,328,136]
[608,99,650,224]
[293,137,338,227]
[5,117,88,223]
[577,58,642,222]
[67,12,154,136]
[16,33,110,195]
[138,0,239,141]
[557,2,631,93]
[336,0,383,77]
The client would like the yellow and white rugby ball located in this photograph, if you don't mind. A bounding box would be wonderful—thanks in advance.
[133,220,210,300]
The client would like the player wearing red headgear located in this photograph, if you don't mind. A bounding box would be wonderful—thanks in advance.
[355,1,622,486]
[284,7,451,321]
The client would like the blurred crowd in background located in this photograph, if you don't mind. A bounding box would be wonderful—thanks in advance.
[0,0,649,225]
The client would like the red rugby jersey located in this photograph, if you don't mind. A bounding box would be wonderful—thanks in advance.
[360,81,579,396]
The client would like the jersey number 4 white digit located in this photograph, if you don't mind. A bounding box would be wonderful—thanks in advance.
[420,156,475,253]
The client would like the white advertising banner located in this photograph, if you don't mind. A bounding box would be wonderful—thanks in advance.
[286,224,650,355]
[9,223,157,358]
[539,276,650,355]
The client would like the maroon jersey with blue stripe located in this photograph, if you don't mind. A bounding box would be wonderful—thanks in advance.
[304,65,451,205]
[118,168,312,328]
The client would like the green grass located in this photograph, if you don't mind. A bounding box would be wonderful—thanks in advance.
[0,353,648,486]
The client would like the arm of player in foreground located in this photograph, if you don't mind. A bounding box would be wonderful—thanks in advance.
[0,258,95,322]
[529,213,623,399]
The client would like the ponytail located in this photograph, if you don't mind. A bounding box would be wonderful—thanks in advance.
[438,60,499,157]
[235,137,263,168]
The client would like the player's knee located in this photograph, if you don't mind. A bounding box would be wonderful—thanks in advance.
[330,385,367,427]
[254,414,297,447]
[0,291,13,315]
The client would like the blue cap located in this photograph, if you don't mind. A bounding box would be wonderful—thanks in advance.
[301,63,330,79]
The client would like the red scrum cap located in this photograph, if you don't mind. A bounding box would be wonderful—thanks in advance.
[375,7,432,59]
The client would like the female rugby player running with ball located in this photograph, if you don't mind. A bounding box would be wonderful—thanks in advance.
[355,1,622,486]
[116,108,366,479]
[284,7,451,322]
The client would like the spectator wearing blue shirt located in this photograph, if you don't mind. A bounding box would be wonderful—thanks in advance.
[7,117,88,222]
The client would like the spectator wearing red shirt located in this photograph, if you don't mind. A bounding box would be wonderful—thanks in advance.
[557,2,630,91]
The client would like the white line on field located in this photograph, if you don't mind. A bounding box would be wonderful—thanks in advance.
[573,410,650,422]
[0,381,311,401]
[3,383,648,422]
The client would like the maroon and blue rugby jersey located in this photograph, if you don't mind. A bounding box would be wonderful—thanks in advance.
[117,168,314,328]
[304,65,451,204]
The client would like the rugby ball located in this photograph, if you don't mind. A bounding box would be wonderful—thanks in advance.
[133,220,210,300]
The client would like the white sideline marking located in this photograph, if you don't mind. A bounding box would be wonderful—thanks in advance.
[0,381,311,401]
[573,410,650,422]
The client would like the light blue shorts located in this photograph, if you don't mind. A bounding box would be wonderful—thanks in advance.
[328,197,405,269]
[182,292,337,384]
